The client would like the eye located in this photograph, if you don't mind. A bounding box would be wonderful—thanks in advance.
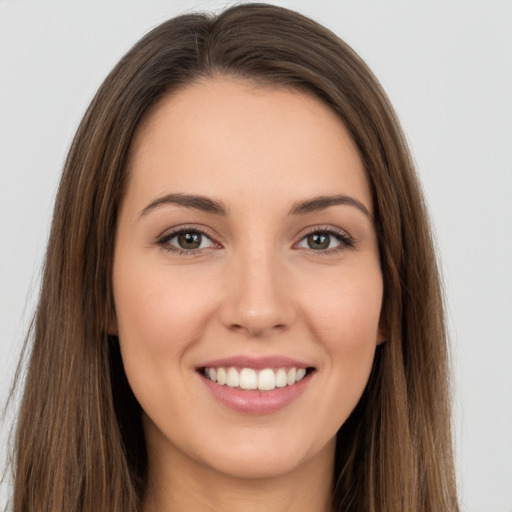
[156,228,217,253]
[296,228,354,252]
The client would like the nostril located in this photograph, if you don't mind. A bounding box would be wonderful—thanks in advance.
[228,322,288,336]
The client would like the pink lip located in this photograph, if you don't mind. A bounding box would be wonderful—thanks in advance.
[199,374,312,414]
[197,355,312,370]
[196,359,314,415]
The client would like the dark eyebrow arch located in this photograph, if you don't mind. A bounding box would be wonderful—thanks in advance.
[139,193,370,219]
[288,195,372,218]
[139,193,229,218]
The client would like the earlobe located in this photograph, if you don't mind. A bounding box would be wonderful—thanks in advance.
[376,315,388,345]
[107,318,118,336]
[107,308,118,336]
[106,298,118,335]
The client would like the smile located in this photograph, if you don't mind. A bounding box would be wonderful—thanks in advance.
[196,356,316,414]
[202,366,310,391]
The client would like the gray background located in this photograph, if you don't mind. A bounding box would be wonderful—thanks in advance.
[1,1,511,510]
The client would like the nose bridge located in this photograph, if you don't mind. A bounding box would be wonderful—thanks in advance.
[220,238,293,336]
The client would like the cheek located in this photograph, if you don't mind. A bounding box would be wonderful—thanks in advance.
[299,264,382,405]
[112,265,225,432]
[114,262,217,356]
[302,265,383,350]
[112,262,221,421]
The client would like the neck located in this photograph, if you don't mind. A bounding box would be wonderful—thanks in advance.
[143,436,335,512]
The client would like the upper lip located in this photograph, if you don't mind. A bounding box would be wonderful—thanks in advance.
[197,355,314,370]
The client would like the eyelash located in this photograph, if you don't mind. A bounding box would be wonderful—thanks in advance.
[155,225,219,256]
[297,226,355,254]
[155,225,355,256]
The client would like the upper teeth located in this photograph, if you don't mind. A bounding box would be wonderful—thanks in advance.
[205,367,307,391]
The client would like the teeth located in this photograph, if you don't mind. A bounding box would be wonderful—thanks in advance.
[275,368,287,388]
[226,367,240,387]
[286,367,296,385]
[204,366,310,391]
[217,367,227,385]
[296,368,306,382]
[239,368,258,390]
[258,369,275,391]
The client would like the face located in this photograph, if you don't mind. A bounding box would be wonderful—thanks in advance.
[113,77,384,481]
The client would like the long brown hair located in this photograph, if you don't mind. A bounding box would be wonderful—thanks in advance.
[9,3,459,511]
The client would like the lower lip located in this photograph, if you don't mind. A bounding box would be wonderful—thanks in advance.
[199,372,313,415]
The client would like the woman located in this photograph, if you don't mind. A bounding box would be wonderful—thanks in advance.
[9,3,459,511]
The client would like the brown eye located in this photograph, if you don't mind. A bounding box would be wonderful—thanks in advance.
[177,232,203,249]
[157,229,216,253]
[296,229,354,253]
[306,233,331,250]
[299,232,341,251]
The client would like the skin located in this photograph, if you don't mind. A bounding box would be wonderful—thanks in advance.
[112,77,385,512]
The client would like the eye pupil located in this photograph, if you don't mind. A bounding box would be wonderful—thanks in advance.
[178,232,202,249]
[307,233,330,250]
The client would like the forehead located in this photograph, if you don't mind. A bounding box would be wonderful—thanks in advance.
[125,77,371,215]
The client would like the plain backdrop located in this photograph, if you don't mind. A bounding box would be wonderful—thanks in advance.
[1,1,511,511]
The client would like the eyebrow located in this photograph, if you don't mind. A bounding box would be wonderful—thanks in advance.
[139,193,229,217]
[139,193,371,219]
[289,194,372,218]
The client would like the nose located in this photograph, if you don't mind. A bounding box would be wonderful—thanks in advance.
[218,246,296,337]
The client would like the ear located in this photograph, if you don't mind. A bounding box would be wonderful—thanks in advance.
[376,313,388,345]
[108,320,118,336]
[107,304,118,336]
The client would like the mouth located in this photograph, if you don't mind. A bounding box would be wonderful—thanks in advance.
[198,366,315,391]
[195,357,316,414]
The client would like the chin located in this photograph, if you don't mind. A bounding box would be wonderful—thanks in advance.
[201,446,310,480]
[189,425,335,481]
